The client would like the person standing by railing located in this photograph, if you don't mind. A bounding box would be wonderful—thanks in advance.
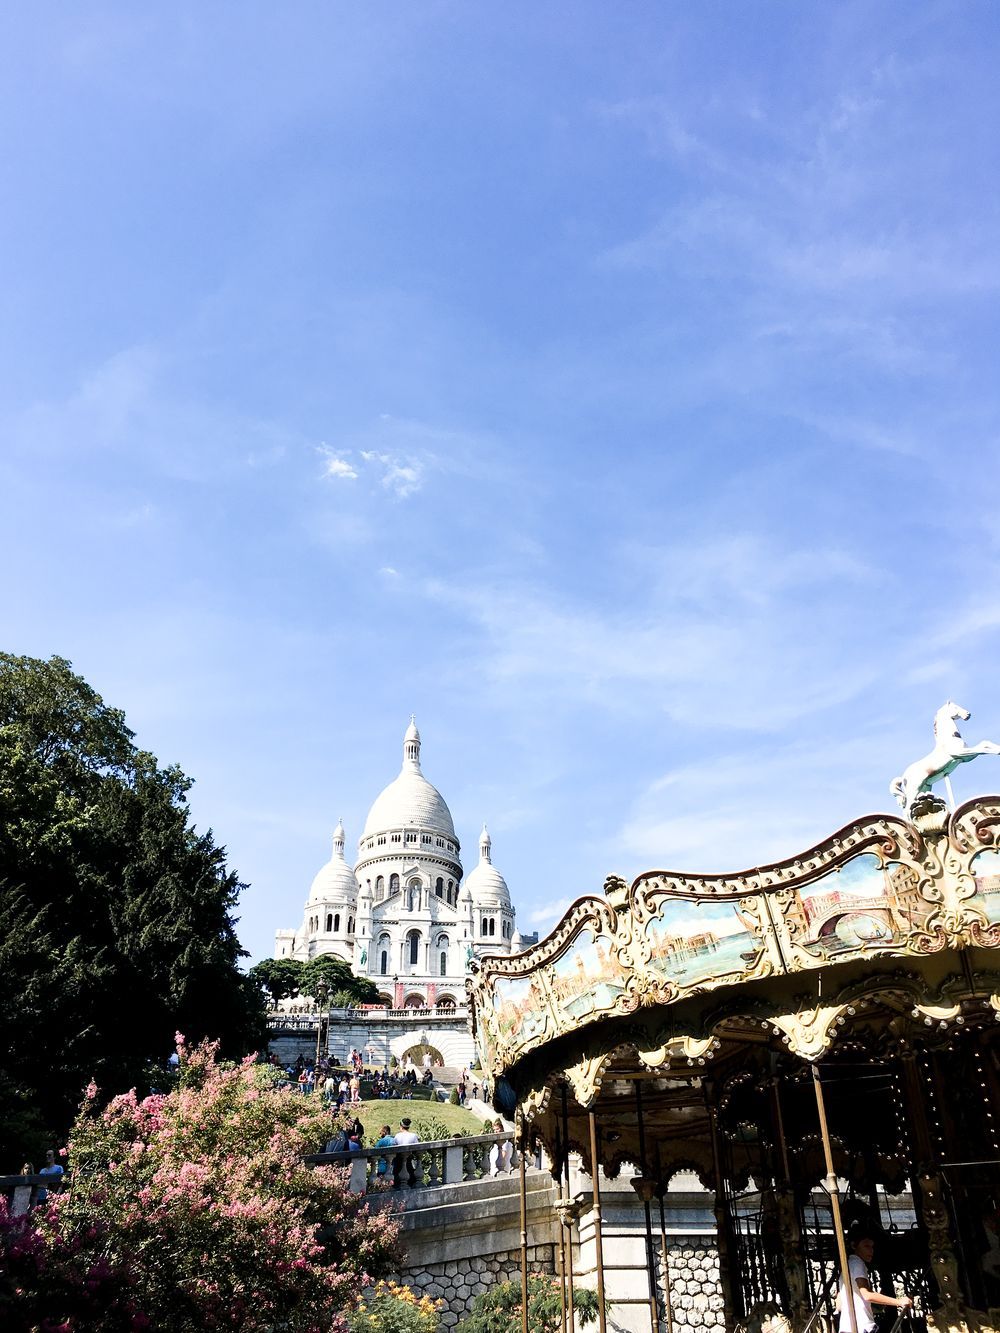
[373,1125,395,1180]
[392,1117,419,1188]
[37,1149,64,1202]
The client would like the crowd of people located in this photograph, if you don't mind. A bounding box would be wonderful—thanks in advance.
[265,1049,466,1105]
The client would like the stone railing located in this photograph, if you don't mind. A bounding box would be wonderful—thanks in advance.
[304,1132,519,1196]
[268,1005,468,1029]
[0,1173,65,1216]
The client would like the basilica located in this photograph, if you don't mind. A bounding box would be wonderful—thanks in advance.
[274,719,535,1008]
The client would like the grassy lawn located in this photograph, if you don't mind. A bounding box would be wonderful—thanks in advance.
[340,1098,491,1142]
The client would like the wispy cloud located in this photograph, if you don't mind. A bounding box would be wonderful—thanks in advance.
[359,449,423,498]
[318,447,359,481]
[527,896,581,932]
[422,534,880,730]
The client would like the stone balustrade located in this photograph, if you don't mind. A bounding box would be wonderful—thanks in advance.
[304,1131,517,1196]
[268,1005,468,1028]
[0,1173,65,1216]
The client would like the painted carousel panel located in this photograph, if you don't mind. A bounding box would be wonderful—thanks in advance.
[547,928,628,1023]
[782,852,926,960]
[491,972,551,1044]
[643,895,764,990]
[970,849,1000,927]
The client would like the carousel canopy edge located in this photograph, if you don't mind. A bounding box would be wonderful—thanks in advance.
[469,793,1000,1080]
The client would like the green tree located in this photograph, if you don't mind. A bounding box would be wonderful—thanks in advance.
[0,653,266,1163]
[301,953,379,1006]
[250,955,305,1003]
[456,1276,602,1333]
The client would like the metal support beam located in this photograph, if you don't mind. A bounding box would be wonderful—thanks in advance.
[812,1064,858,1333]
[588,1109,608,1333]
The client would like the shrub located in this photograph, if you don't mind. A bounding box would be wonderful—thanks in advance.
[0,1037,401,1332]
[456,1274,602,1333]
[449,1088,460,1105]
[346,1280,441,1333]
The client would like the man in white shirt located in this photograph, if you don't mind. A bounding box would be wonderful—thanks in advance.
[37,1149,64,1203]
[392,1117,420,1188]
[839,1230,912,1333]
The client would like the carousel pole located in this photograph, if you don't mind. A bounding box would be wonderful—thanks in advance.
[635,1080,662,1333]
[554,1118,568,1333]
[588,1109,609,1333]
[706,1097,738,1331]
[812,1064,858,1333]
[562,1084,577,1333]
[518,1111,530,1333]
[654,1143,675,1333]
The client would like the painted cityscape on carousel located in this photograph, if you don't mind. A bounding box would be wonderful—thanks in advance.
[972,850,1000,926]
[784,853,923,957]
[645,897,762,984]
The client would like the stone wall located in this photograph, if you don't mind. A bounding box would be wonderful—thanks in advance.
[381,1165,725,1333]
[386,1171,560,1329]
[657,1237,724,1333]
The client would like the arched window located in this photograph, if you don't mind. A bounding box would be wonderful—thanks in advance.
[481,917,488,936]
[407,930,420,966]
[440,951,448,976]
[380,951,388,975]
[333,913,340,932]
[347,917,354,934]
[435,877,443,897]
[325,913,333,933]
[376,875,385,901]
[389,873,400,894]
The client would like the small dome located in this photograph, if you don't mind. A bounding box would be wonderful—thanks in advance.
[309,820,359,903]
[464,825,511,907]
[362,719,457,842]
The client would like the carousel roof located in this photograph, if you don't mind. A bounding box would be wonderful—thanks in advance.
[468,793,1000,1179]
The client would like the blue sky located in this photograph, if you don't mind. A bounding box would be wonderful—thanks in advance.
[3,3,1000,963]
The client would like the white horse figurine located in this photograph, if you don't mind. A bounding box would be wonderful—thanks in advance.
[890,701,1000,814]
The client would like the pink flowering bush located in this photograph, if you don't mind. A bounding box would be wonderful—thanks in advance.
[0,1038,400,1331]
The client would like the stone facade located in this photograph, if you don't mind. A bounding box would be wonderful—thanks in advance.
[273,722,536,1014]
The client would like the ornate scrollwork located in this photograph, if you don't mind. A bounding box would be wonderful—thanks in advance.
[471,797,1000,1088]
[563,1052,614,1109]
[768,1004,848,1061]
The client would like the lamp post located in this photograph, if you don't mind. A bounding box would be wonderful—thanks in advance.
[314,979,330,1070]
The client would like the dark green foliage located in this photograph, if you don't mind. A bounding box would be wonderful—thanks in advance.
[250,956,305,1002]
[300,953,379,1006]
[0,653,266,1165]
[456,1275,602,1333]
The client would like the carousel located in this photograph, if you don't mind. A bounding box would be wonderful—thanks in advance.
[468,706,1000,1333]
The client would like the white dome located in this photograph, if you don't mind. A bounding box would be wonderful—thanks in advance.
[464,826,511,907]
[309,820,359,903]
[362,719,457,842]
